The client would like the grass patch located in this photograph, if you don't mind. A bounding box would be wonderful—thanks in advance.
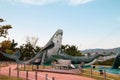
[0,75,24,80]
[81,68,120,80]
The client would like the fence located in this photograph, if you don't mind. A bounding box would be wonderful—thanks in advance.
[82,67,114,80]
[0,62,116,80]
[0,62,55,80]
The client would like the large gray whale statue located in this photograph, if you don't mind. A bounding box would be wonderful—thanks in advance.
[0,29,102,65]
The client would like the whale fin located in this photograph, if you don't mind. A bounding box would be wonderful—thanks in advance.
[14,50,21,59]
[0,50,21,60]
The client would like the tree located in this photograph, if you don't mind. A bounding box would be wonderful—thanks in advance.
[19,36,39,60]
[10,39,18,50]
[0,18,13,50]
[26,36,39,49]
[61,44,83,56]
[0,39,18,60]
[0,18,4,22]
[0,39,18,53]
[19,43,34,60]
[0,18,13,61]
[0,18,12,38]
[93,58,115,65]
[0,40,11,50]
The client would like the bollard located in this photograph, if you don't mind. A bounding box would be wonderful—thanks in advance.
[17,64,19,69]
[6,62,8,66]
[35,71,38,80]
[9,67,11,76]
[32,65,33,70]
[0,62,1,71]
[46,74,48,80]
[52,77,55,80]
[90,68,92,77]
[24,65,26,71]
[36,65,39,69]
[42,65,45,69]
[20,64,22,68]
[26,70,28,80]
[104,70,106,80]
[17,68,19,78]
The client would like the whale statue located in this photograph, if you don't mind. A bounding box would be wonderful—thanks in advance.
[50,51,102,65]
[112,52,120,69]
[0,29,63,65]
[0,29,102,65]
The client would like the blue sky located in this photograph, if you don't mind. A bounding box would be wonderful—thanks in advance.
[0,0,120,50]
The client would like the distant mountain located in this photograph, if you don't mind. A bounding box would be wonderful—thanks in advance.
[82,47,120,54]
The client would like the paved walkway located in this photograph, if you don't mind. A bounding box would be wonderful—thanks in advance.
[34,68,81,75]
[0,64,95,80]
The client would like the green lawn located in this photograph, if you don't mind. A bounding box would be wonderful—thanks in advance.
[0,75,24,80]
[81,68,120,80]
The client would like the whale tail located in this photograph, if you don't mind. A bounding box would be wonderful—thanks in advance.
[0,50,21,61]
[112,52,120,69]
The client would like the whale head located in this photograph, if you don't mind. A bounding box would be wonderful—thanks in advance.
[47,29,63,56]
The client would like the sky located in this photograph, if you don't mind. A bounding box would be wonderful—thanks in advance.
[0,0,120,50]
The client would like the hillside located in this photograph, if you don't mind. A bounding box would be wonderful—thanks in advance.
[82,47,120,54]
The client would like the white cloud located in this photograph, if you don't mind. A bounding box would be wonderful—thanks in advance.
[68,0,94,6]
[7,0,58,5]
[2,0,95,6]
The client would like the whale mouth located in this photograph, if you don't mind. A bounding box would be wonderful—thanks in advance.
[56,29,63,36]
